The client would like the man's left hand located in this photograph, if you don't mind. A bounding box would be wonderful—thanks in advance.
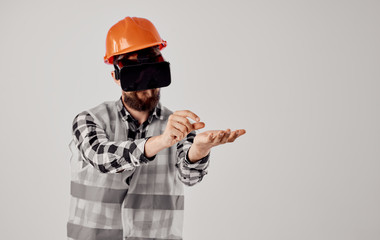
[188,129,246,162]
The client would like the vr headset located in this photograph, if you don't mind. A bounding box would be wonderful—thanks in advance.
[113,47,171,92]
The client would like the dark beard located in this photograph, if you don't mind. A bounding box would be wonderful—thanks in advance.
[122,89,160,112]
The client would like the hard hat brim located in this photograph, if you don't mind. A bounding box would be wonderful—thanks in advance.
[104,41,167,64]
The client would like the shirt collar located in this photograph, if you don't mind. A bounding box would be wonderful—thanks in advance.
[116,96,164,123]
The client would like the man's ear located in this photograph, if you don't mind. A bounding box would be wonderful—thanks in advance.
[111,71,120,86]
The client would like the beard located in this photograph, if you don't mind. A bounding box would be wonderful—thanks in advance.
[122,88,160,112]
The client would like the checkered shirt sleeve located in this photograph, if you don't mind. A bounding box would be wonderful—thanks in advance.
[176,131,210,186]
[72,111,154,174]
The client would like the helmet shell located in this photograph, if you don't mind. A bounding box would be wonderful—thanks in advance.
[104,17,167,64]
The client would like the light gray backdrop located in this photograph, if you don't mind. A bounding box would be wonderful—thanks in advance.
[0,0,379,239]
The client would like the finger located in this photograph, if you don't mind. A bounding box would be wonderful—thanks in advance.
[214,130,225,143]
[169,127,185,140]
[174,110,200,122]
[169,114,194,133]
[227,129,247,142]
[236,129,247,137]
[227,130,240,142]
[193,122,205,131]
[220,129,231,143]
[208,132,216,141]
[170,121,188,136]
[207,131,218,142]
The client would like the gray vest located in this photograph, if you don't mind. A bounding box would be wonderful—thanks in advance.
[67,101,185,240]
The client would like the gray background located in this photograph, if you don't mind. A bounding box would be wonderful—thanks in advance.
[0,0,379,239]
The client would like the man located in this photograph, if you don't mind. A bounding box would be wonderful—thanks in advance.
[67,16,246,240]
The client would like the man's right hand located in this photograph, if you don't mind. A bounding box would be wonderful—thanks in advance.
[144,110,205,158]
[160,110,205,148]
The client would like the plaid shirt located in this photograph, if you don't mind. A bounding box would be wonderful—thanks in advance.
[68,98,210,239]
[72,97,210,181]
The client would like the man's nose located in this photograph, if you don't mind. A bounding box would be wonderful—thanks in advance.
[139,89,153,97]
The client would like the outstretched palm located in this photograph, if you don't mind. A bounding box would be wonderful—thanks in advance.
[193,129,246,149]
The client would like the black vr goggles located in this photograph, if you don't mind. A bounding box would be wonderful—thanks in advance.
[113,47,171,92]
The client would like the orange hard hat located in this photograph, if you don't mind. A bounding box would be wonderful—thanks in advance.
[104,17,167,64]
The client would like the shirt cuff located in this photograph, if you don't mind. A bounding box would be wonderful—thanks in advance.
[129,137,156,166]
[184,149,210,169]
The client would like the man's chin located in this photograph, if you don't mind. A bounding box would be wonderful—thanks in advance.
[123,92,160,112]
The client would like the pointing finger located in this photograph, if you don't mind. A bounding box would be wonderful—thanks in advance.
[174,110,200,122]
